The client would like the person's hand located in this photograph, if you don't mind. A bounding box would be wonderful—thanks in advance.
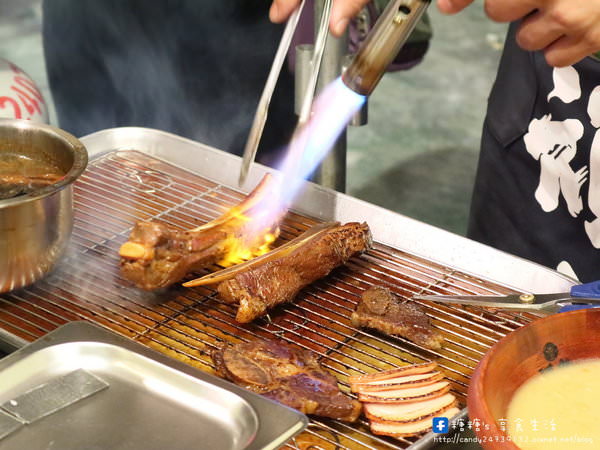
[437,0,600,67]
[270,0,371,37]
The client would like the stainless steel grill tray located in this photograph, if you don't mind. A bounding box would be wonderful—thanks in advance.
[0,128,576,449]
[0,321,306,450]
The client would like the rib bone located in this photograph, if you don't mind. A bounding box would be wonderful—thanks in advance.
[119,174,282,290]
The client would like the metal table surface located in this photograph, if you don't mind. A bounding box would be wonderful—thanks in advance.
[0,127,578,450]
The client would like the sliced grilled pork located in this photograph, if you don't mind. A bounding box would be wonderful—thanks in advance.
[348,362,437,384]
[351,286,444,350]
[363,393,457,422]
[349,362,459,439]
[370,407,460,437]
[356,381,450,403]
[216,222,372,323]
[350,371,444,393]
[213,339,362,422]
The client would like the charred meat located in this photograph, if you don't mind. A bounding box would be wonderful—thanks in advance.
[119,222,232,290]
[213,339,362,422]
[212,222,371,323]
[351,286,444,350]
[119,174,280,290]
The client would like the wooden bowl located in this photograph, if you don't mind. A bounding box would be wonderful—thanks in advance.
[467,309,600,449]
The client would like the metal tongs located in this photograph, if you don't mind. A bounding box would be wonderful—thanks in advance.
[415,280,600,314]
[238,0,333,186]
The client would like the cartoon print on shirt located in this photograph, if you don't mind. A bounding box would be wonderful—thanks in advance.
[548,66,582,104]
[556,260,579,281]
[584,88,600,247]
[518,66,600,278]
[523,115,587,216]
[588,86,600,128]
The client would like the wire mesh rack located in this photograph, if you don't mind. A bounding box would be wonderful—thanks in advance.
[0,150,539,449]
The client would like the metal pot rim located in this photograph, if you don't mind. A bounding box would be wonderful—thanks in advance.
[0,119,88,209]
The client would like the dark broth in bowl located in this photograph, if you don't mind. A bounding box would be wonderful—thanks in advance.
[0,153,64,199]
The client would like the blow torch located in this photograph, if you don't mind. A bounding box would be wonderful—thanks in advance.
[343,0,431,96]
[239,0,430,186]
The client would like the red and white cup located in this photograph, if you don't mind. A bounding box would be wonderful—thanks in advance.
[0,58,48,123]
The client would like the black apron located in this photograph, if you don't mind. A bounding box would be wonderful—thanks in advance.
[468,22,600,282]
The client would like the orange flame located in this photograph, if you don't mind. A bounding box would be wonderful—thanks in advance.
[216,209,279,267]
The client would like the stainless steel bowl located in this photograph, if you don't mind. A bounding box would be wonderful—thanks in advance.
[0,119,88,292]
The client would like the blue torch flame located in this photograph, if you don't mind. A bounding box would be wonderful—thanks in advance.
[251,77,365,232]
[280,77,366,190]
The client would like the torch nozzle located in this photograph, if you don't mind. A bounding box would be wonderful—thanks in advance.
[342,0,431,96]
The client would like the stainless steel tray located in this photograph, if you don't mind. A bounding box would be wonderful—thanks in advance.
[0,126,580,450]
[0,322,307,450]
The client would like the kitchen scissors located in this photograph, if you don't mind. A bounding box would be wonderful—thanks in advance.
[415,280,600,314]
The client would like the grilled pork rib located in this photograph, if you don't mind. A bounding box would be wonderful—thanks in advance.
[213,339,362,422]
[217,222,372,323]
[119,222,231,290]
[119,175,279,290]
[351,286,444,350]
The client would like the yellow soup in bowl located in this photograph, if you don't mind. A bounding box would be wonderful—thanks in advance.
[507,358,600,449]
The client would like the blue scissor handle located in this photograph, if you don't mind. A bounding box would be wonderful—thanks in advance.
[558,304,599,313]
[558,280,600,313]
[570,280,600,298]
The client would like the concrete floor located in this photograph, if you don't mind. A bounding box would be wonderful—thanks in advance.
[347,6,507,235]
[1,1,506,237]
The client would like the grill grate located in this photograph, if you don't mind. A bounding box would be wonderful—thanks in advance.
[0,150,538,449]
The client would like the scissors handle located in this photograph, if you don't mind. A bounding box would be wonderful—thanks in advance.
[558,280,600,313]
[558,304,600,313]
[570,280,600,298]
